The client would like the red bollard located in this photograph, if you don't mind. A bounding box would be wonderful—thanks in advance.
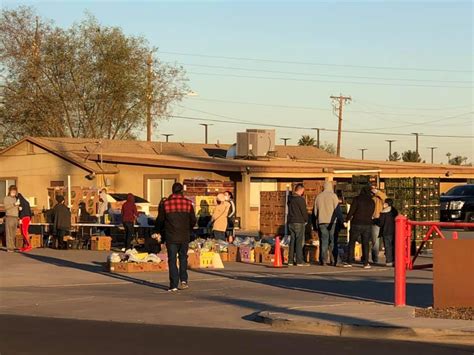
[395,215,408,307]
[452,231,459,240]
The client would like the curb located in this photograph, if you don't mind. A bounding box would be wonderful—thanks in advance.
[256,311,474,345]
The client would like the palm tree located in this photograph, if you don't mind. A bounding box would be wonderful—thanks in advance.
[298,135,316,146]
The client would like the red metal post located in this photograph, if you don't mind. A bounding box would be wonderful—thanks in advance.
[395,215,408,306]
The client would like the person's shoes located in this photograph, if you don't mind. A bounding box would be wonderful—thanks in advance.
[296,263,310,267]
[179,282,189,290]
[363,264,371,269]
[167,288,178,292]
[385,262,394,267]
[342,263,352,268]
[20,245,32,252]
[287,263,294,267]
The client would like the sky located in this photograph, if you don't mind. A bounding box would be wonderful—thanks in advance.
[4,0,474,163]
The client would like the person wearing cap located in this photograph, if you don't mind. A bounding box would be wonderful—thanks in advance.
[3,185,19,252]
[210,193,230,241]
[52,195,71,249]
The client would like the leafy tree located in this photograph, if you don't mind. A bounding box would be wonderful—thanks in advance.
[298,135,316,146]
[446,153,468,165]
[389,151,401,161]
[319,142,336,155]
[402,150,422,162]
[0,7,188,146]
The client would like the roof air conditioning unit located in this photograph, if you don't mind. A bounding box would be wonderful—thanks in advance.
[236,129,275,158]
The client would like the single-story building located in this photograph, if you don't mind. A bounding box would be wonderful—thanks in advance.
[1,136,473,231]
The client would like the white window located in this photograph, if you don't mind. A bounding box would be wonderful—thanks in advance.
[0,178,17,200]
[250,179,278,208]
[147,178,175,206]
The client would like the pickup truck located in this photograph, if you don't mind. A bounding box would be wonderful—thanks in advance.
[440,184,474,227]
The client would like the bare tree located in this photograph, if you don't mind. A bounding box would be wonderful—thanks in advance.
[0,7,188,146]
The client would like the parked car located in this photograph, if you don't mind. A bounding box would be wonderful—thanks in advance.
[440,184,474,227]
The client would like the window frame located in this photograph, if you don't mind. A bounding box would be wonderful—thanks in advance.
[0,177,18,205]
[143,174,179,206]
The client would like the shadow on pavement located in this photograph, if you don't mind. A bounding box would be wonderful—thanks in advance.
[192,268,433,307]
[202,294,394,327]
[19,252,168,291]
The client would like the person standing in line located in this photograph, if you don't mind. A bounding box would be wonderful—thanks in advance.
[3,185,19,252]
[344,187,375,269]
[330,193,346,267]
[121,193,138,250]
[210,193,230,241]
[156,183,197,292]
[378,198,398,267]
[52,195,71,249]
[370,184,387,264]
[224,191,236,242]
[313,182,339,266]
[287,183,308,266]
[17,193,32,252]
[98,188,109,222]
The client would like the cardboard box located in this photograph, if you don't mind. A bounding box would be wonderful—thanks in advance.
[109,262,167,273]
[30,234,42,248]
[239,245,254,263]
[220,252,229,262]
[90,236,112,251]
[227,245,239,262]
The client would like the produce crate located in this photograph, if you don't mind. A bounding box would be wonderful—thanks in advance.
[90,236,112,251]
[109,262,168,273]
[219,252,229,262]
[30,234,42,248]
[227,245,239,262]
[199,251,215,268]
[239,245,254,263]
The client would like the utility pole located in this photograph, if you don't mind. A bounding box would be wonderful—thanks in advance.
[330,94,352,157]
[200,123,212,144]
[281,138,291,146]
[428,146,437,164]
[162,134,173,142]
[312,128,325,148]
[386,140,396,159]
[411,132,421,155]
[359,148,367,160]
[146,53,153,142]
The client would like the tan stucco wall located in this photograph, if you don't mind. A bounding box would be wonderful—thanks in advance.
[0,142,95,209]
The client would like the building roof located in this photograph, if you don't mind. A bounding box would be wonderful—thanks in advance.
[1,136,473,177]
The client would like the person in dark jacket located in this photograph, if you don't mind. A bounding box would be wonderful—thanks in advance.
[53,195,71,249]
[329,193,345,266]
[287,184,308,266]
[378,198,398,266]
[121,194,138,250]
[344,187,375,269]
[17,193,33,252]
[156,183,197,292]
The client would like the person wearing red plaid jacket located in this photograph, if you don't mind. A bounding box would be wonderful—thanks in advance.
[156,182,197,292]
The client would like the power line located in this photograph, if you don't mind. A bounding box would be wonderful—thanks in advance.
[190,97,473,121]
[187,71,473,89]
[160,51,472,73]
[169,114,474,139]
[173,62,472,84]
